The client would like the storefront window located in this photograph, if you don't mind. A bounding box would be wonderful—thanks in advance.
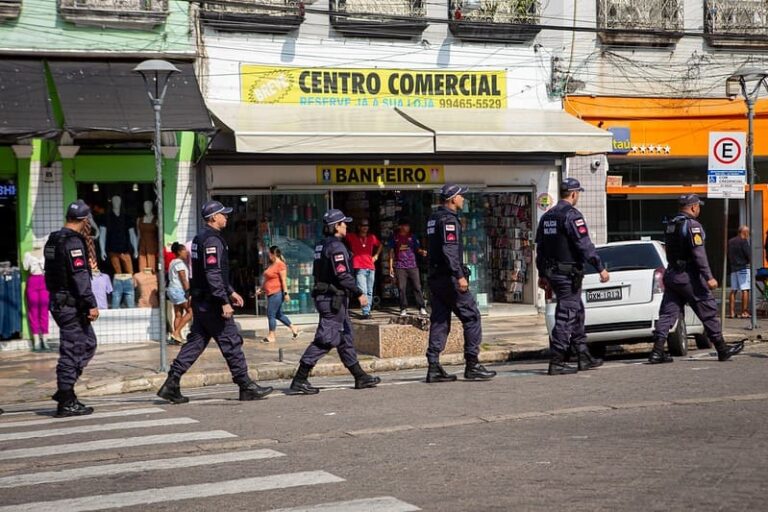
[215,192,328,315]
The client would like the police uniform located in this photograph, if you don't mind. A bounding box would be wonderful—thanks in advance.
[425,184,496,383]
[535,179,605,375]
[650,194,744,363]
[45,200,98,417]
[290,209,380,395]
[158,200,273,403]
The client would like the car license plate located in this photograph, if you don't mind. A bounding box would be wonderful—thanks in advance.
[586,287,622,303]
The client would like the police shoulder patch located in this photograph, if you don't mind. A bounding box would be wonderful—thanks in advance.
[693,233,704,246]
[574,218,586,227]
[333,253,345,262]
[69,249,83,258]
[205,246,217,254]
[690,227,702,234]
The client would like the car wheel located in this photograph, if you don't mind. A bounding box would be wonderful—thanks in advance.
[694,333,711,350]
[668,317,688,357]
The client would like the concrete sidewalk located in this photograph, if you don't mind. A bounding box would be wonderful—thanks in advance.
[0,314,762,405]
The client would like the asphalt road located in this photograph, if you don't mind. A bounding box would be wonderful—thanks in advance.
[1,344,767,511]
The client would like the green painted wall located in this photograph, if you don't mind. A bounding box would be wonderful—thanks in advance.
[0,0,194,54]
[0,147,16,175]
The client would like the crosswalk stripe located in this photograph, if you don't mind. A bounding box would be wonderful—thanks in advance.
[0,471,345,512]
[0,408,165,429]
[0,430,236,461]
[267,497,421,512]
[0,417,198,442]
[0,449,285,489]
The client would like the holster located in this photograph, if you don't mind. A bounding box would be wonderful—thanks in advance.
[313,282,346,312]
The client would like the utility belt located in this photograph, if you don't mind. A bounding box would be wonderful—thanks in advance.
[668,260,688,272]
[545,262,584,292]
[189,288,219,303]
[52,292,78,307]
[312,282,347,312]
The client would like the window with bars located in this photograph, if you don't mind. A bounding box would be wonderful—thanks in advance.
[199,0,305,33]
[58,0,169,29]
[596,0,684,46]
[705,0,768,47]
[0,0,21,21]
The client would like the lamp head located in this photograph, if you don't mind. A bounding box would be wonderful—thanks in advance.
[726,67,768,98]
[132,59,180,102]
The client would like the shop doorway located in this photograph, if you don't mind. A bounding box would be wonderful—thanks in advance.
[332,188,535,311]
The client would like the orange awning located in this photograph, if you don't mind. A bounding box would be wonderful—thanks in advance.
[565,96,768,158]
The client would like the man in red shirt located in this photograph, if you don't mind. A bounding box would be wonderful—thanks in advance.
[346,219,382,319]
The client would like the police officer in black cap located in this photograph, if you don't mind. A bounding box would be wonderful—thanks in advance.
[290,209,381,394]
[157,200,273,403]
[425,184,496,383]
[650,194,744,363]
[536,178,608,375]
[44,200,99,417]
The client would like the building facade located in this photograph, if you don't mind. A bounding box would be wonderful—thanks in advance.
[194,0,611,317]
[555,0,768,276]
[0,0,212,348]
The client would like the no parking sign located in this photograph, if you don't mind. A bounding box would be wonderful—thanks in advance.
[708,132,746,199]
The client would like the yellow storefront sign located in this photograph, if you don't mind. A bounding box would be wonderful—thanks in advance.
[317,165,445,186]
[242,65,506,109]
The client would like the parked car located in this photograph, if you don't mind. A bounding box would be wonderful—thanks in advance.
[544,240,710,357]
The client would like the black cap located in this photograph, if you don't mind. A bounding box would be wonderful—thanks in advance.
[201,200,233,219]
[323,209,352,226]
[560,178,585,192]
[440,183,468,201]
[66,200,91,220]
[679,194,704,206]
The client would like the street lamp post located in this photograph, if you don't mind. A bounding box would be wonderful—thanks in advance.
[726,67,768,330]
[133,60,180,371]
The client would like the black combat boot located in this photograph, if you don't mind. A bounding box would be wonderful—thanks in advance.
[157,374,189,404]
[53,389,93,418]
[290,363,320,395]
[239,379,274,401]
[464,359,497,380]
[648,338,673,364]
[714,339,745,362]
[426,362,458,383]
[347,362,381,389]
[548,351,578,375]
[578,351,603,371]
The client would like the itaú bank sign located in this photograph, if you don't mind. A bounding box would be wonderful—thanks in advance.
[241,65,507,109]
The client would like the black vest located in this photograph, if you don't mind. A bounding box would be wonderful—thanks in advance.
[539,202,578,266]
[190,228,230,295]
[313,236,339,286]
[44,229,88,294]
[664,214,690,263]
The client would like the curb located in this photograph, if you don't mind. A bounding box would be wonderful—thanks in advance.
[72,335,763,398]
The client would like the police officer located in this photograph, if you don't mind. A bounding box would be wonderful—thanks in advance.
[425,184,496,383]
[157,200,273,403]
[650,194,744,363]
[536,178,608,375]
[290,209,381,394]
[44,200,99,417]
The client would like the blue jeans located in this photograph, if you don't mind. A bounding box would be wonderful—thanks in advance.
[267,292,292,332]
[355,269,375,315]
[111,276,135,309]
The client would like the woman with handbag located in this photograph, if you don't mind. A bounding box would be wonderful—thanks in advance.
[257,246,300,343]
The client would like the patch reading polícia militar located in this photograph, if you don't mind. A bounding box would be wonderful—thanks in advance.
[573,218,588,238]
[444,223,458,244]
[333,253,348,274]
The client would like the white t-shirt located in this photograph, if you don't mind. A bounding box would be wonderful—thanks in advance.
[168,258,189,289]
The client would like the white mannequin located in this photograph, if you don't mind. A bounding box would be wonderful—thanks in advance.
[99,195,138,274]
[142,200,155,223]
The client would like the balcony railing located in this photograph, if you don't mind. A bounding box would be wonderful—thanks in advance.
[448,0,541,43]
[199,0,305,33]
[0,0,21,21]
[58,0,169,29]
[706,0,768,47]
[330,0,427,38]
[597,0,683,45]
